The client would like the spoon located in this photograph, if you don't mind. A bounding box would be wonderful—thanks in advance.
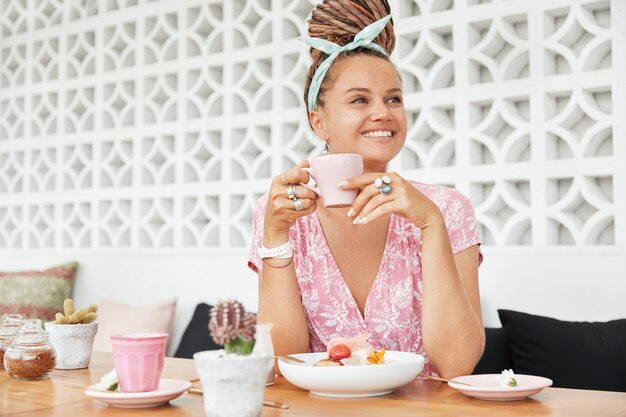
[420,374,472,386]
[276,355,306,364]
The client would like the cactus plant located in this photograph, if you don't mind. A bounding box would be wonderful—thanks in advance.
[208,300,256,355]
[53,298,98,324]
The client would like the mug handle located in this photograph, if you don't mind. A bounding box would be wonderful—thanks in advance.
[300,167,322,196]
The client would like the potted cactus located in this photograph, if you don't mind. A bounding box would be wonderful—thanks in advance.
[193,300,273,417]
[44,299,98,369]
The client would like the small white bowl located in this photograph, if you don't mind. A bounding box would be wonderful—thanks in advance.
[277,351,424,398]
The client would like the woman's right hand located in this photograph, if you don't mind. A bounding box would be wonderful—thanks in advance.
[263,160,319,244]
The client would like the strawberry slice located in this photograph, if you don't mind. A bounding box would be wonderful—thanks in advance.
[329,344,351,361]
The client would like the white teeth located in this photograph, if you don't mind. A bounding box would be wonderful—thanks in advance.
[363,131,392,138]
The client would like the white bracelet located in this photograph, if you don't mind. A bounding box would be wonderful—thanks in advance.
[257,241,293,259]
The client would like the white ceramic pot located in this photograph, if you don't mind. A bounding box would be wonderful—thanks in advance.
[44,322,98,369]
[193,350,272,417]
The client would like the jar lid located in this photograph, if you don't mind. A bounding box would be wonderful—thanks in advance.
[0,324,18,337]
[2,313,23,322]
[21,319,43,329]
[2,315,22,329]
[14,324,49,344]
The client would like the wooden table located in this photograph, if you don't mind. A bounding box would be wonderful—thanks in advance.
[1,352,625,416]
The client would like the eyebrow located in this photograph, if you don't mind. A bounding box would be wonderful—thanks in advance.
[344,87,402,95]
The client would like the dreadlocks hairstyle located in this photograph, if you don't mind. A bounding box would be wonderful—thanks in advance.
[303,0,396,111]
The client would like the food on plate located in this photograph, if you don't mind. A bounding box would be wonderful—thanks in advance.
[367,349,385,365]
[328,344,351,361]
[314,358,343,367]
[497,369,518,387]
[313,333,386,367]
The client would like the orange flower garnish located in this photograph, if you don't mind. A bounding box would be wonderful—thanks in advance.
[367,349,385,365]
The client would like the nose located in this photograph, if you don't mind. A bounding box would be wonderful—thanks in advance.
[370,100,392,121]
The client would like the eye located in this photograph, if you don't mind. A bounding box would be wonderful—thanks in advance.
[350,96,367,104]
[387,95,403,104]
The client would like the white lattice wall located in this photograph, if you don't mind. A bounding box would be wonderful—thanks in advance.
[1,0,625,348]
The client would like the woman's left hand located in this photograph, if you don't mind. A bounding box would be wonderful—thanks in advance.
[340,172,442,230]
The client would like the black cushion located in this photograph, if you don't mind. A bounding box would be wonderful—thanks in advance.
[472,327,513,374]
[174,303,221,358]
[498,309,626,392]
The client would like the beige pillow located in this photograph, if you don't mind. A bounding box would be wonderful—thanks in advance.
[91,298,176,353]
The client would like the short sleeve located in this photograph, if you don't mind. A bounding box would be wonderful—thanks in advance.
[440,188,482,262]
[415,182,482,264]
[247,194,268,274]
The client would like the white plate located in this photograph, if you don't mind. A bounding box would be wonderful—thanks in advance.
[277,351,424,398]
[448,374,553,401]
[84,378,192,408]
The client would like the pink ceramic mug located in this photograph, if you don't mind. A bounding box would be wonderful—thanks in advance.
[111,333,168,392]
[302,153,363,208]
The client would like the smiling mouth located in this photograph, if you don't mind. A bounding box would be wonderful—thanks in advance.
[361,130,394,138]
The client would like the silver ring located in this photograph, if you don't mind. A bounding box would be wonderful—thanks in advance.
[287,184,298,201]
[293,198,304,211]
[375,176,393,195]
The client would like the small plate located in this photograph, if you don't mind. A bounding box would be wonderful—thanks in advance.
[85,378,192,408]
[277,351,424,398]
[448,374,553,401]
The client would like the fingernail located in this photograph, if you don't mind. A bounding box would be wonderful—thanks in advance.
[347,208,354,217]
[352,216,360,225]
[337,180,348,188]
[358,217,368,224]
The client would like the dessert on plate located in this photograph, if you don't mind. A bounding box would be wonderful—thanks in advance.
[313,333,385,367]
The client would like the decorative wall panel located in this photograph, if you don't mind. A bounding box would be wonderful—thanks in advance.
[0,0,624,252]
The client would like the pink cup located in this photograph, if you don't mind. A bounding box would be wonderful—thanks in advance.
[302,153,363,208]
[111,333,168,392]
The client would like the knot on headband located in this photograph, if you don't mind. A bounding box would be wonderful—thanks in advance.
[299,14,392,113]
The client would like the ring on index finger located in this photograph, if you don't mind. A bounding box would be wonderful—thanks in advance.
[293,198,304,211]
[287,184,298,201]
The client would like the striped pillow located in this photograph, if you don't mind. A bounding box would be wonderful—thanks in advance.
[0,262,78,322]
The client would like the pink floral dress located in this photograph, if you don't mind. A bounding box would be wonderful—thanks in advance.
[248,181,482,376]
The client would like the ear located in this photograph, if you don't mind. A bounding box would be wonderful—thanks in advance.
[308,110,328,140]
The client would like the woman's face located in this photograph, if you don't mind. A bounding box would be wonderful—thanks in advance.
[310,54,407,173]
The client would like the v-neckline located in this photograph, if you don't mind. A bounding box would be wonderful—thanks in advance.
[311,211,395,322]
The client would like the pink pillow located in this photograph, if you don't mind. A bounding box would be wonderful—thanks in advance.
[91,298,176,353]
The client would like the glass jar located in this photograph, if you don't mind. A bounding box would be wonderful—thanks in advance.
[4,324,56,380]
[0,326,17,370]
[0,314,23,370]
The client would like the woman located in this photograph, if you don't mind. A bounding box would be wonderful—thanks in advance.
[248,0,484,378]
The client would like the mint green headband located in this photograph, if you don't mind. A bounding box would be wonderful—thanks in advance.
[299,14,392,113]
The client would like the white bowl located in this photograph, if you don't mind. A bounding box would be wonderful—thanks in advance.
[277,351,424,397]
